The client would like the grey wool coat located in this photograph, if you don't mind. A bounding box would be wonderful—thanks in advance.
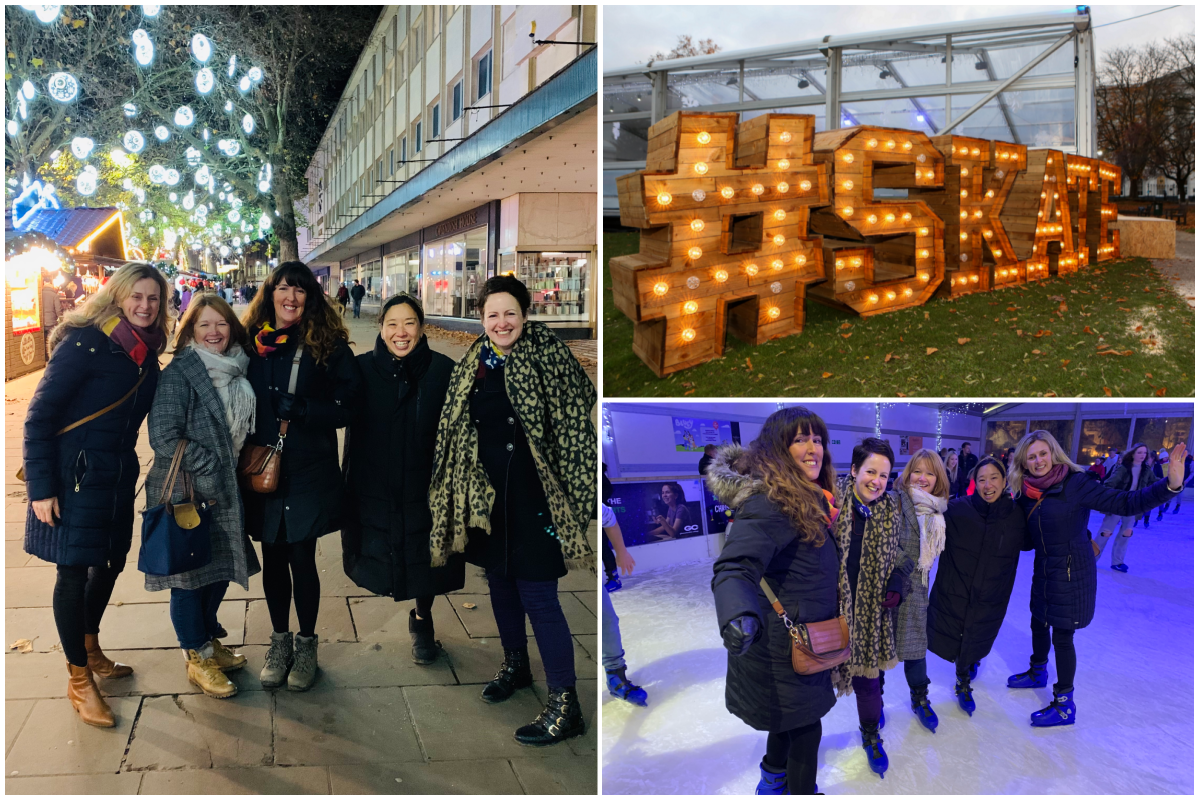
[893,488,932,661]
[143,346,261,591]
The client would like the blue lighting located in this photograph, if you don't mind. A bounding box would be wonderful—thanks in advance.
[11,178,60,228]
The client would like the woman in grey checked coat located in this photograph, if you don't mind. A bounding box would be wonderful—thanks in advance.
[143,294,260,699]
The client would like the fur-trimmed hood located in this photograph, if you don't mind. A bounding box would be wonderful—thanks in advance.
[705,444,767,510]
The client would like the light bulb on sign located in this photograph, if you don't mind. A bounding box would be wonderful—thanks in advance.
[842,152,854,163]
[745,263,758,276]
[687,247,702,260]
[751,184,764,196]
[772,234,785,245]
[777,182,789,193]
[767,306,781,320]
[681,328,696,343]
[657,192,672,206]
[693,162,708,175]
[692,189,706,202]
[714,269,728,283]
[799,180,811,192]
[697,131,711,145]
[653,281,668,296]
[690,219,705,232]
[777,159,789,170]
[867,138,878,148]
[683,300,698,314]
[779,131,792,143]
[841,207,853,218]
[867,214,878,224]
[771,259,784,271]
[192,34,213,63]
[773,210,786,221]
[720,187,734,199]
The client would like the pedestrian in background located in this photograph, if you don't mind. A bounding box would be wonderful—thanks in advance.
[181,284,193,313]
[350,279,366,318]
[1092,442,1153,571]
[23,263,168,727]
[943,450,963,498]
[959,442,978,478]
[41,274,62,353]
[699,443,717,476]
[429,275,596,746]
[144,294,259,699]
[341,294,464,664]
[336,283,349,317]
[242,262,360,692]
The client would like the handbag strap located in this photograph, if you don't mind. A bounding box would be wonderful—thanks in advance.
[56,369,149,436]
[278,347,303,440]
[759,577,789,620]
[158,440,189,506]
[1026,495,1046,521]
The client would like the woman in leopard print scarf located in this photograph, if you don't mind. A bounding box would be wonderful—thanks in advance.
[428,276,596,748]
[834,438,914,779]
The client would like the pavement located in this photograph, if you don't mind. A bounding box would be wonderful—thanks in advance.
[1149,229,1196,309]
[4,302,598,794]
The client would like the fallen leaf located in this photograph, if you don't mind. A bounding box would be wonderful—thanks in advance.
[821,372,833,379]
[957,337,971,345]
[1032,349,1042,355]
[1135,325,1143,332]
[948,308,957,313]
[1103,386,1112,397]
[1118,307,1132,312]
[1015,329,1024,337]
[884,352,893,363]
[1083,326,1094,335]
[926,347,938,355]
[840,333,852,339]
[1139,338,1156,346]
[1007,306,1017,311]
[1145,373,1153,379]
[840,323,853,330]
[10,639,34,654]
[1058,301,1068,313]
[1061,360,1071,367]
[463,603,477,610]
[684,389,696,396]
[924,312,930,320]
[1044,392,1058,398]
[1155,387,1167,397]
[1116,297,1127,302]
[746,358,753,370]
[896,392,907,398]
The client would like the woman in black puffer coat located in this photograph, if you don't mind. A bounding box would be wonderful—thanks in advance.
[23,263,169,728]
[927,458,1028,704]
[342,295,464,664]
[1005,430,1186,728]
[710,407,848,796]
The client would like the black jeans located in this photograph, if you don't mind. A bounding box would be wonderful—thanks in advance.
[53,563,124,667]
[262,537,320,638]
[764,720,822,795]
[1031,615,1076,694]
[487,572,575,688]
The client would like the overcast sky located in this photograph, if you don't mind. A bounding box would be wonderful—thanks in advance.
[602,4,1195,71]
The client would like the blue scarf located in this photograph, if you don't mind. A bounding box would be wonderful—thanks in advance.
[479,339,507,370]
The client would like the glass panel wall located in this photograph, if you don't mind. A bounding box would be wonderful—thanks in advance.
[421,224,488,318]
[516,251,589,318]
[1078,418,1132,462]
[1029,420,1073,455]
[985,420,1026,458]
[1132,417,1192,452]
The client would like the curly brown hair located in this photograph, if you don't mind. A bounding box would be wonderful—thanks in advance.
[734,406,837,547]
[241,261,349,365]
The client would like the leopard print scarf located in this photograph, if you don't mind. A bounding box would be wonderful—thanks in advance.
[834,478,903,679]
[428,321,597,571]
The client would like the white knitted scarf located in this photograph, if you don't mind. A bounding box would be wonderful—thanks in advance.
[189,342,256,452]
[908,486,948,586]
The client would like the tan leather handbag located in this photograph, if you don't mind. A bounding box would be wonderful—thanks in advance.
[237,348,302,494]
[760,578,851,675]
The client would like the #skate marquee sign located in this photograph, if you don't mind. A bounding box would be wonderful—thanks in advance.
[610,111,1122,377]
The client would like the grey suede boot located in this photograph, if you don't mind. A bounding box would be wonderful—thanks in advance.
[259,631,293,689]
[288,634,319,691]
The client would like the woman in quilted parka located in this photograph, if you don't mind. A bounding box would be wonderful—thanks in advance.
[429,275,596,748]
[1005,430,1187,728]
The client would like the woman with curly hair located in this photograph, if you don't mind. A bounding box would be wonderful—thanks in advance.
[241,262,361,692]
[23,262,169,727]
[429,275,596,747]
[1006,430,1187,726]
[709,406,845,796]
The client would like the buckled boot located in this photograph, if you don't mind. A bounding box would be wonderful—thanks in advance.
[1007,660,1048,689]
[1031,689,1076,727]
[514,686,586,746]
[84,633,133,678]
[754,761,787,795]
[910,686,938,733]
[859,721,888,778]
[481,647,533,704]
[66,662,115,727]
[185,650,237,699]
[210,639,247,672]
[955,679,977,716]
[409,609,440,665]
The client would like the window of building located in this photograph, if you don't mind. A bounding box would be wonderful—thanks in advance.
[388,147,394,176]
[415,120,422,153]
[452,80,463,121]
[376,160,383,184]
[476,50,492,101]
[1078,418,1133,462]
[425,6,442,43]
[431,103,440,138]
[401,136,407,163]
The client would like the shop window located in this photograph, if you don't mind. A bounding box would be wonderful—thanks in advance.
[516,251,590,318]
[1077,418,1132,463]
[452,80,463,121]
[476,50,492,102]
[985,420,1026,460]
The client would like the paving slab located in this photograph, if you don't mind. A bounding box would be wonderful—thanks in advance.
[348,594,470,644]
[5,772,143,794]
[4,696,140,777]
[89,599,246,650]
[573,588,597,615]
[6,699,35,754]
[574,633,597,663]
[273,686,424,766]
[447,566,491,595]
[532,679,598,757]
[5,539,33,567]
[138,765,330,794]
[228,641,457,690]
[509,749,599,795]
[124,691,273,771]
[244,597,355,645]
[5,606,60,652]
[223,569,267,601]
[328,758,525,794]
[557,566,598,593]
[443,633,596,687]
[403,683,554,761]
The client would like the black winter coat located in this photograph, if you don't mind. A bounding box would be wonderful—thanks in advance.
[927,492,1028,665]
[24,325,160,567]
[243,335,360,544]
[1018,471,1176,629]
[341,336,465,600]
[464,361,566,581]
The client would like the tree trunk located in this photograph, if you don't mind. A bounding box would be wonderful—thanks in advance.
[272,188,299,264]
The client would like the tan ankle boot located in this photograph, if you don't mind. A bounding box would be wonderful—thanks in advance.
[85,633,133,678]
[66,662,115,727]
[210,639,247,672]
[185,650,238,698]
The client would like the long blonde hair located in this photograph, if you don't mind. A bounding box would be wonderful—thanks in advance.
[1008,430,1085,497]
[50,262,170,353]
[900,449,951,500]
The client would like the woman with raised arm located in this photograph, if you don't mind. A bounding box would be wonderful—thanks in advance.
[1090,442,1153,573]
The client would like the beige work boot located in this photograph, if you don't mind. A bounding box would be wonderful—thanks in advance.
[210,638,248,672]
[185,650,238,699]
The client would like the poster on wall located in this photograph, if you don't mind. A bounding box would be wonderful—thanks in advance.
[702,482,732,535]
[900,436,924,456]
[607,479,706,547]
[673,417,736,452]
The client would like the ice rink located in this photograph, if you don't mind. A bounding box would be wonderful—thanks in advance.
[601,500,1194,794]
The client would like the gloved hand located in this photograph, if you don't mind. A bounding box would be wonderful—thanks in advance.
[881,591,901,609]
[272,391,307,422]
[722,615,760,656]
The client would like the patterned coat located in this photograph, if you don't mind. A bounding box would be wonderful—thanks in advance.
[893,488,932,661]
[143,347,261,591]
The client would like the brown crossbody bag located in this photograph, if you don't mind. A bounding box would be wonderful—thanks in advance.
[237,348,302,494]
[759,577,851,675]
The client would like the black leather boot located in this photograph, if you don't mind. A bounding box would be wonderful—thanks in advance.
[408,608,440,665]
[514,685,586,746]
[481,647,532,703]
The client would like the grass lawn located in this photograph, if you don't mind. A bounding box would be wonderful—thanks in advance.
[603,231,1196,398]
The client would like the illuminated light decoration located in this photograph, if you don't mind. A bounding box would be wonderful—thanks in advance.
[851,258,862,268]
[185,146,202,166]
[154,125,169,141]
[40,72,74,107]
[960,231,968,240]
[242,114,255,135]
[986,189,995,198]
[845,281,856,291]
[720,187,735,199]
[926,170,935,179]
[771,259,784,271]
[885,213,896,223]
[148,164,167,183]
[168,192,177,202]
[773,210,787,221]
[960,253,969,262]
[867,214,878,224]
[196,67,215,94]
[767,306,781,320]
[218,139,241,157]
[770,281,783,294]
[164,168,180,186]
[239,76,252,92]
[886,290,897,301]
[143,4,160,15]
[984,230,993,238]
[919,227,929,236]
[960,167,969,177]
[996,170,1005,178]
[692,189,706,202]
[132,29,154,67]
[195,165,211,185]
[683,300,698,314]
[903,141,913,151]
[867,293,879,304]
[1053,193,1059,200]
[974,209,983,218]
[123,130,145,153]
[175,106,195,127]
[75,165,98,196]
[751,183,765,196]
[657,191,672,206]
[220,245,230,257]
[960,211,968,220]
[25,4,61,23]
[745,263,759,277]
[842,152,854,163]
[124,102,139,117]
[109,148,132,166]
[835,258,845,270]
[779,131,792,143]
[867,138,878,148]
[799,180,812,192]
[195,203,207,219]
[960,189,968,198]
[693,161,708,175]
[714,269,729,283]
[903,287,913,298]
[248,66,263,83]
[227,55,237,78]
[842,180,854,191]
[971,147,980,156]
[919,272,929,282]
[687,246,703,260]
[841,207,854,218]
[772,234,786,246]
[777,159,790,170]
[795,254,807,266]
[690,219,705,232]
[919,249,930,258]
[653,281,669,296]
[681,328,697,343]
[70,137,94,159]
[697,131,711,145]
[777,182,789,193]
[917,154,927,163]
[226,209,241,224]
[191,33,213,63]
[6,120,18,137]
[686,276,700,290]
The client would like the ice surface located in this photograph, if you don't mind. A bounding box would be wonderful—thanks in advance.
[602,502,1194,794]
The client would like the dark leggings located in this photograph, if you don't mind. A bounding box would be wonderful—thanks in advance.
[487,572,576,688]
[764,720,822,795]
[1031,615,1076,693]
[414,595,434,619]
[262,536,320,638]
[53,563,124,667]
[851,675,882,725]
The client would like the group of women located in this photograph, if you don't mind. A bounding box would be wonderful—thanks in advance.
[23,261,596,748]
[707,407,1186,794]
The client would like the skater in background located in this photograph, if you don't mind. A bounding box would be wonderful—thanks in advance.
[927,458,1027,716]
[710,406,846,796]
[891,449,949,732]
[943,450,964,498]
[1133,449,1163,531]
[1091,442,1153,572]
[601,504,648,706]
[1006,431,1187,727]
